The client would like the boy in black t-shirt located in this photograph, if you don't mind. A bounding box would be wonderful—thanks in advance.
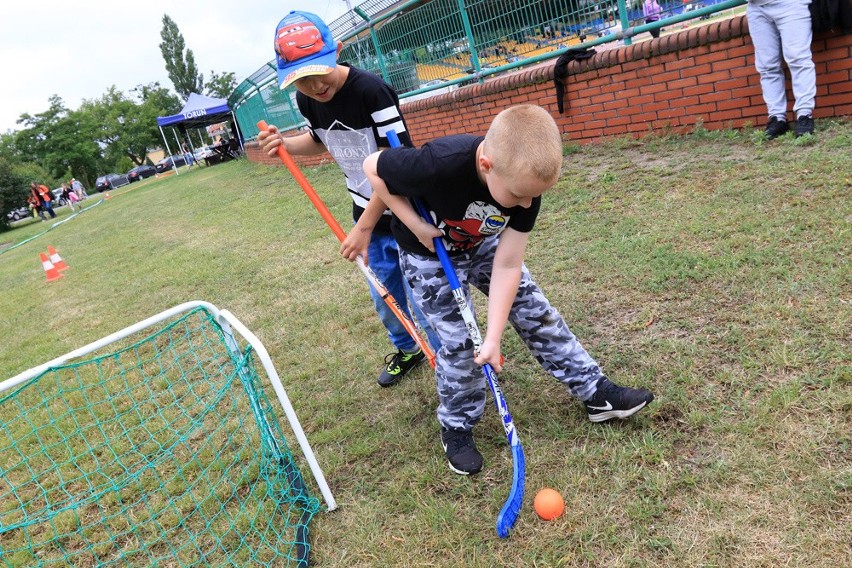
[364,105,655,475]
[259,11,439,387]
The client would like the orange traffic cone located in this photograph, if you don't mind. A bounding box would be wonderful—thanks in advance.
[40,253,63,282]
[47,245,69,271]
[104,192,111,199]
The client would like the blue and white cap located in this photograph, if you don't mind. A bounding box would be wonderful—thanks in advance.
[274,11,338,89]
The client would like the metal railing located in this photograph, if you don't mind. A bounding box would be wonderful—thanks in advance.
[229,0,746,139]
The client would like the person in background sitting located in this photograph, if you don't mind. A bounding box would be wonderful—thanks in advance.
[227,136,241,158]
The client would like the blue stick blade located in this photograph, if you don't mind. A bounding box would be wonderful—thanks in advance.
[496,443,526,538]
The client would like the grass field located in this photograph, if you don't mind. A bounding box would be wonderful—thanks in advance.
[0,120,849,567]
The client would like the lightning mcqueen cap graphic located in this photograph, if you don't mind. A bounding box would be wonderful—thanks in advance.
[274,11,338,89]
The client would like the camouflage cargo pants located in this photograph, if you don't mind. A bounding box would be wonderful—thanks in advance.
[399,236,604,431]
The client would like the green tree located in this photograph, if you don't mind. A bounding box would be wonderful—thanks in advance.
[0,131,21,163]
[76,83,179,177]
[8,84,181,189]
[204,71,237,100]
[13,95,69,165]
[159,14,204,99]
[11,96,86,187]
[38,108,103,188]
[0,157,33,230]
[133,83,182,114]
[82,87,150,168]
[127,83,182,165]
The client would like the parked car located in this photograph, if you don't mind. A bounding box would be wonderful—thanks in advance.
[95,173,130,192]
[155,154,188,173]
[51,188,69,207]
[127,164,157,182]
[5,206,29,222]
[193,145,216,161]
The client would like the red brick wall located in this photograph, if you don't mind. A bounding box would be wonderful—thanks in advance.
[244,136,335,169]
[246,15,851,167]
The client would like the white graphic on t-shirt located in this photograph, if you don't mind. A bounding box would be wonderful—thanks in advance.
[316,121,376,207]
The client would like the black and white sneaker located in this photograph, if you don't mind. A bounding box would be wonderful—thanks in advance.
[377,349,425,387]
[584,377,654,423]
[440,428,483,475]
[764,116,789,139]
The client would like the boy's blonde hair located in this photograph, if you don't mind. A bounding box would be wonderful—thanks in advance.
[483,105,563,184]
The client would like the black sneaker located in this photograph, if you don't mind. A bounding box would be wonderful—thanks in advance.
[794,115,814,137]
[440,428,483,475]
[584,377,655,423]
[376,349,425,387]
[764,116,789,139]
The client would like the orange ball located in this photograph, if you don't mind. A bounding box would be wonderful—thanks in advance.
[534,488,565,521]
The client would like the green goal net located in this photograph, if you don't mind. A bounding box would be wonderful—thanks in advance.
[0,302,335,567]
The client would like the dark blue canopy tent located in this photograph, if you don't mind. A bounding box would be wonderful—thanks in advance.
[156,93,244,173]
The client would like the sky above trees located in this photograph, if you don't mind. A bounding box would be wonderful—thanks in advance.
[0,1,349,132]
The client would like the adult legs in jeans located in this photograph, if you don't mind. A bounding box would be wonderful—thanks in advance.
[366,232,441,353]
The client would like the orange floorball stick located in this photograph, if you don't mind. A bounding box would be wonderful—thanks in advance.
[257,120,435,369]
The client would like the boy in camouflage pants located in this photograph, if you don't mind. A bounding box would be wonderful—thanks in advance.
[363,105,655,475]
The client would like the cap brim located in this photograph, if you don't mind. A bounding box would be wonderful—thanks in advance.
[277,50,337,89]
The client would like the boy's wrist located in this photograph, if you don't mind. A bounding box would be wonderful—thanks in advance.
[417,218,435,232]
[354,213,377,232]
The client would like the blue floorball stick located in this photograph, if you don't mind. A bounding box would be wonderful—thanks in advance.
[386,130,524,538]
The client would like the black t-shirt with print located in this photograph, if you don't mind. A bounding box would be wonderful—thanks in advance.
[376,134,541,256]
[297,64,412,234]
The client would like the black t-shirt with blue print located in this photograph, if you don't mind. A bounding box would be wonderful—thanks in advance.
[376,134,541,256]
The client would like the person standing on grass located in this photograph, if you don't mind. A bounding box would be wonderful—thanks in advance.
[747,0,817,138]
[362,105,655,475]
[71,178,88,200]
[182,144,196,168]
[61,182,80,211]
[31,182,56,219]
[258,11,440,388]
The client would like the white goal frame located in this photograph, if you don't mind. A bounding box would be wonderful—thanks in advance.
[0,300,337,511]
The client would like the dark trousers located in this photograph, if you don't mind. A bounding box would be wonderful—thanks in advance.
[646,18,661,38]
